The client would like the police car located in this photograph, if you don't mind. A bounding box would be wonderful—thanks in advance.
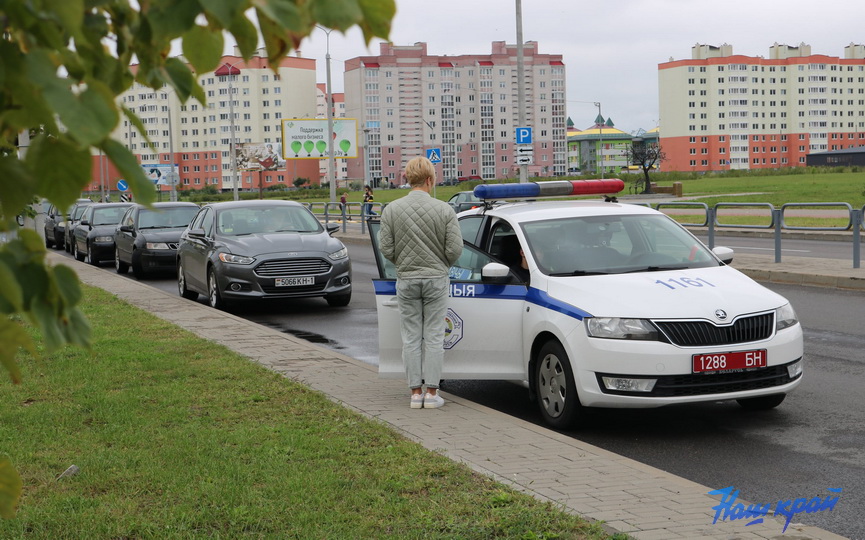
[368,180,803,429]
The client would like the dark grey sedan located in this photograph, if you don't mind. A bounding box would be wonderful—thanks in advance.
[176,200,351,309]
[114,202,199,279]
[72,203,133,265]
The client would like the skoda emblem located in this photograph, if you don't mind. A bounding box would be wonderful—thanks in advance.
[714,309,728,321]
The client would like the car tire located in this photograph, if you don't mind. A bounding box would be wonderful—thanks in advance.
[65,234,71,252]
[534,340,585,429]
[736,394,785,411]
[325,291,351,307]
[115,247,129,274]
[208,267,225,310]
[73,241,85,262]
[86,242,98,266]
[177,262,198,300]
[45,231,53,248]
[54,231,64,250]
[131,250,144,280]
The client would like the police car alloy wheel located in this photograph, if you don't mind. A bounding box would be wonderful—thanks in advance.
[535,340,584,429]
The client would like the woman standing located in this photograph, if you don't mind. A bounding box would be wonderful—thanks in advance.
[362,185,377,218]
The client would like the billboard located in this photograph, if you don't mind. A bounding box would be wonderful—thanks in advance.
[141,163,178,185]
[235,142,284,171]
[281,118,358,159]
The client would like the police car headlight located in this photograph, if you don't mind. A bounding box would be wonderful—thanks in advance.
[775,303,799,331]
[586,318,659,340]
[94,235,113,243]
[328,246,348,261]
[146,242,171,250]
[218,252,255,265]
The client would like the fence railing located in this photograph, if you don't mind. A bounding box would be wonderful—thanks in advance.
[303,201,383,235]
[651,202,864,269]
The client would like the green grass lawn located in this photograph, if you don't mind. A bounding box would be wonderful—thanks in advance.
[1,287,620,540]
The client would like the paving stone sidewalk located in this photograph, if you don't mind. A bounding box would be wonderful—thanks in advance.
[48,251,851,540]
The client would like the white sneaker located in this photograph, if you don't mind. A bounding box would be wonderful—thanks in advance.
[410,394,424,409]
[423,392,445,409]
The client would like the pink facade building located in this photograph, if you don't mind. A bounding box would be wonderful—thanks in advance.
[344,41,567,185]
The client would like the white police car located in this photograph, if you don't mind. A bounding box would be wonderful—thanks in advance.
[369,180,803,429]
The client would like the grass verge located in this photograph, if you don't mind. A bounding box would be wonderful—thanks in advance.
[1,286,620,539]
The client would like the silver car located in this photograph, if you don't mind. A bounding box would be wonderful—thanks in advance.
[176,200,352,309]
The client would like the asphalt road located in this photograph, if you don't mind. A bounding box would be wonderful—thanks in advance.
[52,240,864,539]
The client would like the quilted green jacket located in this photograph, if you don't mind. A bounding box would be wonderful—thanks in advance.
[379,190,463,279]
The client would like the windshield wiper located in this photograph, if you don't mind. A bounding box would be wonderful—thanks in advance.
[624,265,688,274]
[139,225,169,229]
[549,270,612,277]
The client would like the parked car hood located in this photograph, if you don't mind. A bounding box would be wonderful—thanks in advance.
[218,231,343,257]
[137,228,187,243]
[544,265,787,320]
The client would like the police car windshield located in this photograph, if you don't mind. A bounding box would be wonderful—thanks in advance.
[520,214,718,276]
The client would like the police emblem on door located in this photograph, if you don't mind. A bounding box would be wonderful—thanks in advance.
[443,308,463,349]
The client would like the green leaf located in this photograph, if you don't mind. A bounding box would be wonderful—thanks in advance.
[0,259,24,313]
[257,9,291,64]
[0,454,23,519]
[0,317,33,385]
[182,25,224,75]
[309,0,363,31]
[355,0,395,43]
[28,135,93,211]
[144,0,201,44]
[52,264,83,309]
[163,57,206,105]
[254,0,306,33]
[228,13,261,59]
[100,139,156,206]
[203,0,249,29]
[0,156,35,221]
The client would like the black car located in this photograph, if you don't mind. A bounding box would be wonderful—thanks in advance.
[176,200,351,309]
[43,198,91,249]
[72,203,133,265]
[64,199,97,252]
[114,202,199,278]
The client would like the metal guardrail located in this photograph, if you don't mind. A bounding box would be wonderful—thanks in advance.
[652,202,863,269]
[304,201,383,235]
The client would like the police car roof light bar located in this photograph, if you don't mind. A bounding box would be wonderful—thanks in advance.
[474,179,625,201]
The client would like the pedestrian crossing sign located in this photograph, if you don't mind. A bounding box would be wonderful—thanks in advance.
[426,148,442,163]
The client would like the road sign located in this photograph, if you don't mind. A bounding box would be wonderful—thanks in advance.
[517,145,533,154]
[515,127,533,145]
[426,148,442,163]
[516,155,533,165]
[116,179,128,192]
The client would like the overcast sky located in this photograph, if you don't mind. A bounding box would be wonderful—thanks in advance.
[292,0,865,135]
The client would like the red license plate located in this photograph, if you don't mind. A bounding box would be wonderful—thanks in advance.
[692,349,767,373]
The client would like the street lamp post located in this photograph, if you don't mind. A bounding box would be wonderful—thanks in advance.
[595,102,603,176]
[225,61,243,201]
[515,0,527,184]
[317,25,336,202]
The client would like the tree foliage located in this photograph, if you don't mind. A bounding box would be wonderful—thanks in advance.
[0,0,395,519]
[626,142,666,194]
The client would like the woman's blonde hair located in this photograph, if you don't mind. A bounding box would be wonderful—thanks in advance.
[405,156,435,187]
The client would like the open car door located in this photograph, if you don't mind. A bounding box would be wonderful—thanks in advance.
[368,220,526,380]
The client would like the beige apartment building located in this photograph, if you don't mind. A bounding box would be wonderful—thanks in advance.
[659,43,865,172]
[343,41,567,185]
[89,49,322,194]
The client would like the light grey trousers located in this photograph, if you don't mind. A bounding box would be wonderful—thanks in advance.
[396,276,450,390]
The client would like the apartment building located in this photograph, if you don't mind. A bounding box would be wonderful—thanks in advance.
[343,41,567,185]
[89,49,321,193]
[659,43,865,172]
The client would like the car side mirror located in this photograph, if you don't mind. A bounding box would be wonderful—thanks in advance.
[712,246,734,265]
[119,225,134,233]
[79,219,89,226]
[188,228,206,238]
[326,224,339,235]
[481,262,511,283]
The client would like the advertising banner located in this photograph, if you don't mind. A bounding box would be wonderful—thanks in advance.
[281,118,358,159]
[141,164,178,185]
[235,142,285,171]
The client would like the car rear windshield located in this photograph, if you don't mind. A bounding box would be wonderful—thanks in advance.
[216,206,322,235]
[139,207,199,229]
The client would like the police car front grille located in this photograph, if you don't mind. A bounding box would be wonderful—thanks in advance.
[597,360,801,398]
[255,258,331,277]
[654,313,774,347]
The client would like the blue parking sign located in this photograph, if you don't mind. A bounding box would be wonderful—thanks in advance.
[426,148,442,163]
[515,127,533,145]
